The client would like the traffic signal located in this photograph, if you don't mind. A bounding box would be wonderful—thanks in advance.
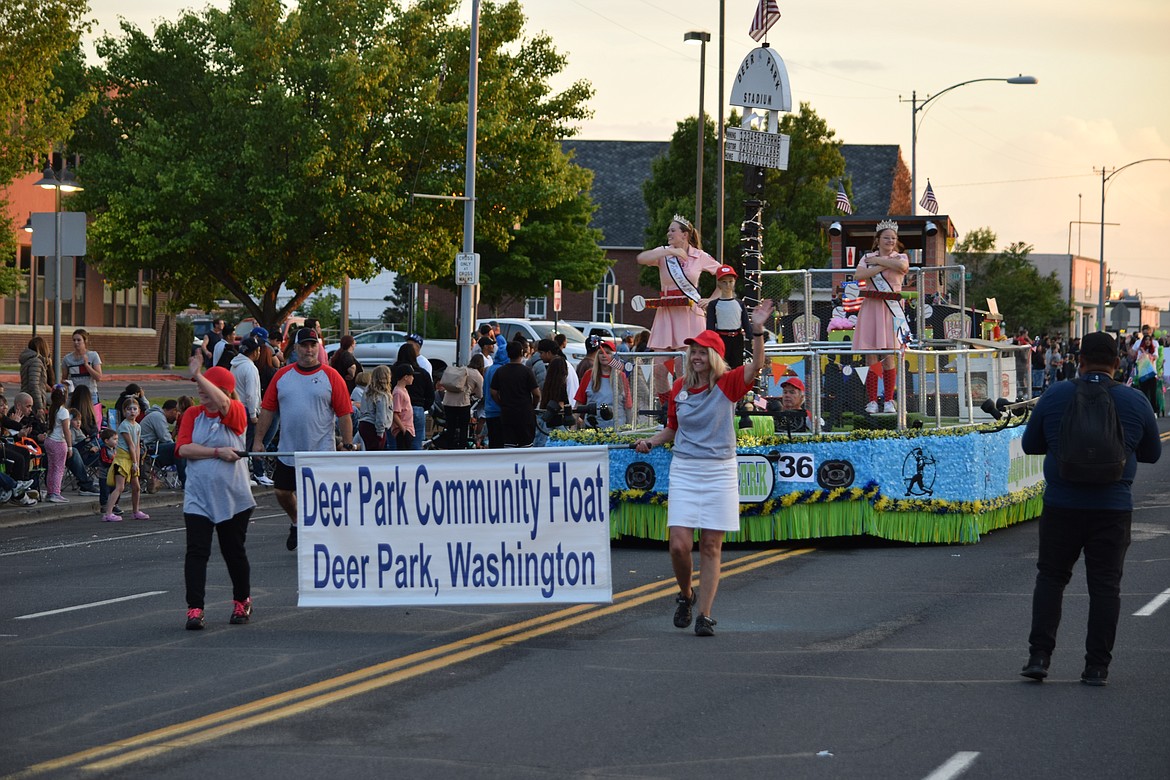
[742,164,765,195]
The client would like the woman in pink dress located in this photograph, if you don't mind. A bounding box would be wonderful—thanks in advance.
[636,215,721,399]
[851,219,909,413]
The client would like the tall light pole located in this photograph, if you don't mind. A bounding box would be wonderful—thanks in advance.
[716,0,725,261]
[905,75,1037,215]
[34,161,83,382]
[456,0,480,367]
[683,31,710,237]
[1097,158,1170,330]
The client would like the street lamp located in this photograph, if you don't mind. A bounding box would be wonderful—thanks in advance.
[906,75,1037,215]
[34,161,83,382]
[684,31,710,239]
[1097,158,1170,330]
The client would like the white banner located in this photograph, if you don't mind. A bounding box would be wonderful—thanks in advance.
[296,447,613,606]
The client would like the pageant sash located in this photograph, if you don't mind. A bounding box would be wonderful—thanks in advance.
[867,257,912,344]
[664,253,703,303]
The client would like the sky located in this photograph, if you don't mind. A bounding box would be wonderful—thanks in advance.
[86,0,1170,311]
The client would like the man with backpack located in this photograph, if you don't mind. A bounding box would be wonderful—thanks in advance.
[1019,331,1161,686]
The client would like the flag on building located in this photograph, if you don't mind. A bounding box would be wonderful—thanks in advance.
[919,180,940,215]
[749,0,782,42]
[835,184,853,215]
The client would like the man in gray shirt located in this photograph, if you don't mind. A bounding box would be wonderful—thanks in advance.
[141,400,184,486]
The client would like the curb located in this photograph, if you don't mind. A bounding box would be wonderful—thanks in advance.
[0,486,273,529]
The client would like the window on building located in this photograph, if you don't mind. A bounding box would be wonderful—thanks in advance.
[525,296,547,320]
[593,269,616,321]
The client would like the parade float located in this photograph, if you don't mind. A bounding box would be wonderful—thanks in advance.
[552,215,1045,546]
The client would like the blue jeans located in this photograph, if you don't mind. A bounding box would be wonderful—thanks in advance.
[411,406,425,451]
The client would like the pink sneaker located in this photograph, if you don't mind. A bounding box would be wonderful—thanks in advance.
[131,511,151,520]
[102,513,121,522]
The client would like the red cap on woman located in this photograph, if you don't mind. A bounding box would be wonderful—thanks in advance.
[684,330,726,358]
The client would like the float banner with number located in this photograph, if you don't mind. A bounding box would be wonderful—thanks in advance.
[296,447,613,607]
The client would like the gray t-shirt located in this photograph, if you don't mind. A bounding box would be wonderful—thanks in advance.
[261,363,353,465]
[180,404,256,522]
[668,369,751,461]
[63,350,102,400]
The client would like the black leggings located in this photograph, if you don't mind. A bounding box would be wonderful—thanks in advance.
[184,508,253,609]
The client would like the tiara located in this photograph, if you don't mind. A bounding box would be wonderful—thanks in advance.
[875,218,898,233]
[672,214,693,230]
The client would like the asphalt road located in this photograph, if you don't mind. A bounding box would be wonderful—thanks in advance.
[2,429,1168,779]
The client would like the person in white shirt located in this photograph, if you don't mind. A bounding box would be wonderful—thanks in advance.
[230,337,266,485]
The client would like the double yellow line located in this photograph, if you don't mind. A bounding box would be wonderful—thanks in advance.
[14,547,812,776]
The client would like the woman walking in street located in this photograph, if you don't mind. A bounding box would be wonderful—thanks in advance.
[177,358,256,630]
[634,298,774,636]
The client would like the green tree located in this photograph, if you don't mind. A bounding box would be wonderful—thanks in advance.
[0,0,95,293]
[300,292,340,332]
[641,103,845,290]
[953,228,1067,334]
[381,274,413,326]
[71,0,594,329]
[473,161,606,309]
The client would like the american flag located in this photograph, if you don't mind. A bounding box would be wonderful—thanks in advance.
[919,180,940,215]
[842,280,865,313]
[749,0,782,42]
[835,184,853,215]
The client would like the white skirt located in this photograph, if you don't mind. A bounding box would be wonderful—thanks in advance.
[667,457,741,532]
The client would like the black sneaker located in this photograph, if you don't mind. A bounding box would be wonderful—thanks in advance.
[1081,665,1109,686]
[694,614,717,637]
[1020,654,1050,681]
[230,598,252,625]
[673,588,696,628]
[186,608,205,630]
[286,524,298,551]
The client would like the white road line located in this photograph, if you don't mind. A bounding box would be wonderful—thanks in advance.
[0,513,286,558]
[0,528,181,557]
[923,752,980,780]
[1134,587,1170,617]
[14,591,167,620]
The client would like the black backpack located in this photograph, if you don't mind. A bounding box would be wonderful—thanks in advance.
[1057,377,1127,483]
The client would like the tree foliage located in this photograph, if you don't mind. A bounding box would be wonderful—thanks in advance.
[0,0,95,291]
[71,0,596,329]
[640,103,846,290]
[952,227,1068,334]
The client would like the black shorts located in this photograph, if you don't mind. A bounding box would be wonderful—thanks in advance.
[272,460,297,492]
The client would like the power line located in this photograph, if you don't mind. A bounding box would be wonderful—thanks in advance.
[937,173,1096,188]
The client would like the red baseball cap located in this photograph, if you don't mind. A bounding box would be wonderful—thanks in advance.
[716,265,738,279]
[684,329,726,358]
[202,366,236,395]
[781,376,806,392]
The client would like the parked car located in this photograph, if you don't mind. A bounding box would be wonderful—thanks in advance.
[563,321,649,348]
[477,319,589,363]
[324,329,410,366]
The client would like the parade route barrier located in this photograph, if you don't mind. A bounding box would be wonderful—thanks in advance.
[294,447,613,607]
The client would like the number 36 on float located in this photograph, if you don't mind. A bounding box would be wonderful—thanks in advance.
[736,452,815,503]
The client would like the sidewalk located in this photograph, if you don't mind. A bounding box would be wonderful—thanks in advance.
[0,367,188,385]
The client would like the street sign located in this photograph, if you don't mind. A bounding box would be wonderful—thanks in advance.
[724,127,790,170]
[552,279,562,313]
[455,252,480,285]
[30,212,87,256]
